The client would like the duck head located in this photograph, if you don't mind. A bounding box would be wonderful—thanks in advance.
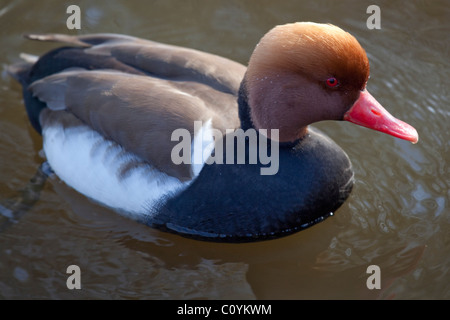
[244,22,418,143]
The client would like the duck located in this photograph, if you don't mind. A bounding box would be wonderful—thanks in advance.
[8,22,418,242]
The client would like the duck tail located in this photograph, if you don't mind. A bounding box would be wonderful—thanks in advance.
[7,53,38,85]
[24,33,92,47]
[8,51,46,134]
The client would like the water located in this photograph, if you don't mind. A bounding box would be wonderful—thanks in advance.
[0,0,448,299]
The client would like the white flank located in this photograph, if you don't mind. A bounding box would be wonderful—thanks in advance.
[191,119,215,177]
[42,123,190,220]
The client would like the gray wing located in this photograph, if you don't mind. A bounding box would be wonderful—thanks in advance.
[26,33,246,180]
[26,33,246,95]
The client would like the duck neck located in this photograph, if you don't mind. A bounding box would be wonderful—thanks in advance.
[237,78,307,147]
[237,79,254,132]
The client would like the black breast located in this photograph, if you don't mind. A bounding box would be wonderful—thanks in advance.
[147,127,354,242]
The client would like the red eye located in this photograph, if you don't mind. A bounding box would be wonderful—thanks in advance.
[326,77,339,87]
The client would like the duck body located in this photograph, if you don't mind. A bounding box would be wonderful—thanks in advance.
[9,24,417,242]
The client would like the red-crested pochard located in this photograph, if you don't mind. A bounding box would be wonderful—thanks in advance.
[9,22,418,242]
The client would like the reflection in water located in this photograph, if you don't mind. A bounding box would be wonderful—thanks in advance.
[0,0,448,299]
[0,162,51,233]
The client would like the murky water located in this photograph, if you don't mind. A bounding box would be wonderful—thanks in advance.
[0,0,448,299]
